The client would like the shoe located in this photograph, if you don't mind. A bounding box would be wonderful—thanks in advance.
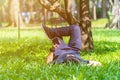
[41,23,54,39]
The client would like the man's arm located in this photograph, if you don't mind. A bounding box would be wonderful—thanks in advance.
[46,43,59,64]
[46,51,54,64]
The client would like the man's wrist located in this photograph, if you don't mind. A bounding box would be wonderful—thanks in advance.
[50,48,55,52]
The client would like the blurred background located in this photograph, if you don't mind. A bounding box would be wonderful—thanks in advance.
[0,0,119,28]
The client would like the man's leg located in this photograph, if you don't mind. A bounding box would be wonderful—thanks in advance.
[53,25,82,51]
[42,24,82,51]
[67,25,82,51]
[42,24,72,39]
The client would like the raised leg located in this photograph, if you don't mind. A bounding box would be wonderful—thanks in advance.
[53,25,82,51]
[42,24,82,51]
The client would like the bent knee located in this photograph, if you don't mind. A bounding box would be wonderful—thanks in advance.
[71,24,80,31]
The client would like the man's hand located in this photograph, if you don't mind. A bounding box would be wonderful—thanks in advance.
[46,52,54,64]
[46,43,59,64]
[87,61,102,67]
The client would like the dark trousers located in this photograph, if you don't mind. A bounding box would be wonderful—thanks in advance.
[52,24,82,52]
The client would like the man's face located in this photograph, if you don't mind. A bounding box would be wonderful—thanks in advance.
[52,37,59,45]
[52,43,59,49]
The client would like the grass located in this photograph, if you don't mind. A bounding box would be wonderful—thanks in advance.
[0,28,120,80]
[92,18,108,28]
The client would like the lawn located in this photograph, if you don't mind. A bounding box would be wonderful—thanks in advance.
[92,18,108,28]
[0,28,120,80]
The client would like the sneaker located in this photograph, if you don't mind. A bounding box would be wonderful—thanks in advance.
[41,23,54,39]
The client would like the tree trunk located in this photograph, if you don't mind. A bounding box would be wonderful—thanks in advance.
[0,1,3,27]
[28,0,35,23]
[0,19,1,27]
[43,8,48,24]
[112,0,120,29]
[102,0,107,18]
[0,7,2,27]
[8,0,25,27]
[92,0,97,20]
[1,6,6,22]
[80,0,93,50]
[75,0,80,20]
[64,0,76,25]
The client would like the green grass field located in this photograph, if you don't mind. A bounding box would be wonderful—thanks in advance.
[0,28,120,80]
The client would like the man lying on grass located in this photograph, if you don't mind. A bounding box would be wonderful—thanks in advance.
[42,24,101,66]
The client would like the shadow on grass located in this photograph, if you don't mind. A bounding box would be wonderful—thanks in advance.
[94,41,120,54]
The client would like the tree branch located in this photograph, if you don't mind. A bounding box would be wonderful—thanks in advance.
[48,0,55,4]
[39,0,61,11]
[64,0,79,24]
[38,0,79,25]
[109,0,113,6]
[49,0,62,10]
[64,0,70,12]
[38,0,67,17]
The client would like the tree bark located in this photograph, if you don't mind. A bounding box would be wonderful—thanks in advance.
[0,7,2,27]
[92,0,97,20]
[43,8,48,24]
[111,0,120,29]
[75,0,80,20]
[102,0,107,18]
[8,0,25,27]
[80,0,93,50]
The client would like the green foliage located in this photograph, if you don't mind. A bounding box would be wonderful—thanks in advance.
[0,28,120,80]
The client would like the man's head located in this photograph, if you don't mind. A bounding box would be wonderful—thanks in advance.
[52,37,60,45]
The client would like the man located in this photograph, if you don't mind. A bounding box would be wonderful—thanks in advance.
[42,24,101,66]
